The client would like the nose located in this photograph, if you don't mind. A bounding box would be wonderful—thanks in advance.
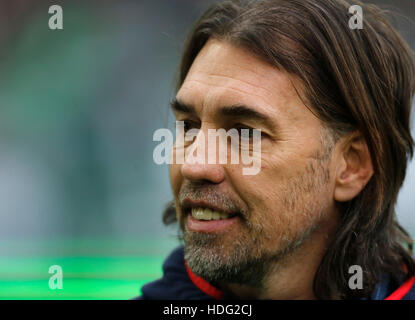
[181,162,226,184]
[181,129,226,184]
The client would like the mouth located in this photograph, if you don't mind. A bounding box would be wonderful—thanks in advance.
[181,199,241,233]
[189,207,237,221]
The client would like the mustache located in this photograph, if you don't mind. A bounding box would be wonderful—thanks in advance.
[178,182,244,216]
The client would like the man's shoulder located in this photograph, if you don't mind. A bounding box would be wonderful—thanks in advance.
[133,246,415,300]
[387,275,415,300]
[134,246,216,300]
[362,271,415,300]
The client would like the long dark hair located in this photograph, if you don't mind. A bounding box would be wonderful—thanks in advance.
[164,0,415,299]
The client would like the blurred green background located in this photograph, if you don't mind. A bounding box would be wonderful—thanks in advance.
[0,0,414,299]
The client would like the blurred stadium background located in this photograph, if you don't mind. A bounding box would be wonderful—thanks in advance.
[0,0,413,299]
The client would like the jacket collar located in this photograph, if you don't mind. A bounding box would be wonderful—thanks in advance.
[140,246,415,300]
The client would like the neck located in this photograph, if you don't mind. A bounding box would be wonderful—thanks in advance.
[218,217,338,300]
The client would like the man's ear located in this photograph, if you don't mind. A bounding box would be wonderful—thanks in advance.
[334,131,374,202]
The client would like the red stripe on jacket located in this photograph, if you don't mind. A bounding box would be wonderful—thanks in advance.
[185,262,415,300]
[185,262,223,299]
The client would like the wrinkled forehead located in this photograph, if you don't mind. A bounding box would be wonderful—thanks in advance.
[177,38,317,126]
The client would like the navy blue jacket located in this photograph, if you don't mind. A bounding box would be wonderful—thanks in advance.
[137,246,415,300]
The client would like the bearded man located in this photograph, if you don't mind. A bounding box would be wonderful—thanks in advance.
[138,0,415,300]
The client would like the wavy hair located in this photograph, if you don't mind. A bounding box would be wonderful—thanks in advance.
[163,0,415,299]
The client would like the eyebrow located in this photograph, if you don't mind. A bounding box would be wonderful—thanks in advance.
[170,98,196,115]
[220,104,269,122]
[170,98,274,128]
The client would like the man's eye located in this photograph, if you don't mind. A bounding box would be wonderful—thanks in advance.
[234,125,255,138]
[181,120,199,132]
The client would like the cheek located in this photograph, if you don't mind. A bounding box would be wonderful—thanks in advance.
[230,153,303,217]
[228,165,284,219]
[169,163,182,196]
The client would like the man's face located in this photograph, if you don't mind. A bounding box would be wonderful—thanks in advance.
[169,39,337,286]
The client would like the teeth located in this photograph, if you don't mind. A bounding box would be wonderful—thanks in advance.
[191,208,231,220]
[220,212,228,219]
